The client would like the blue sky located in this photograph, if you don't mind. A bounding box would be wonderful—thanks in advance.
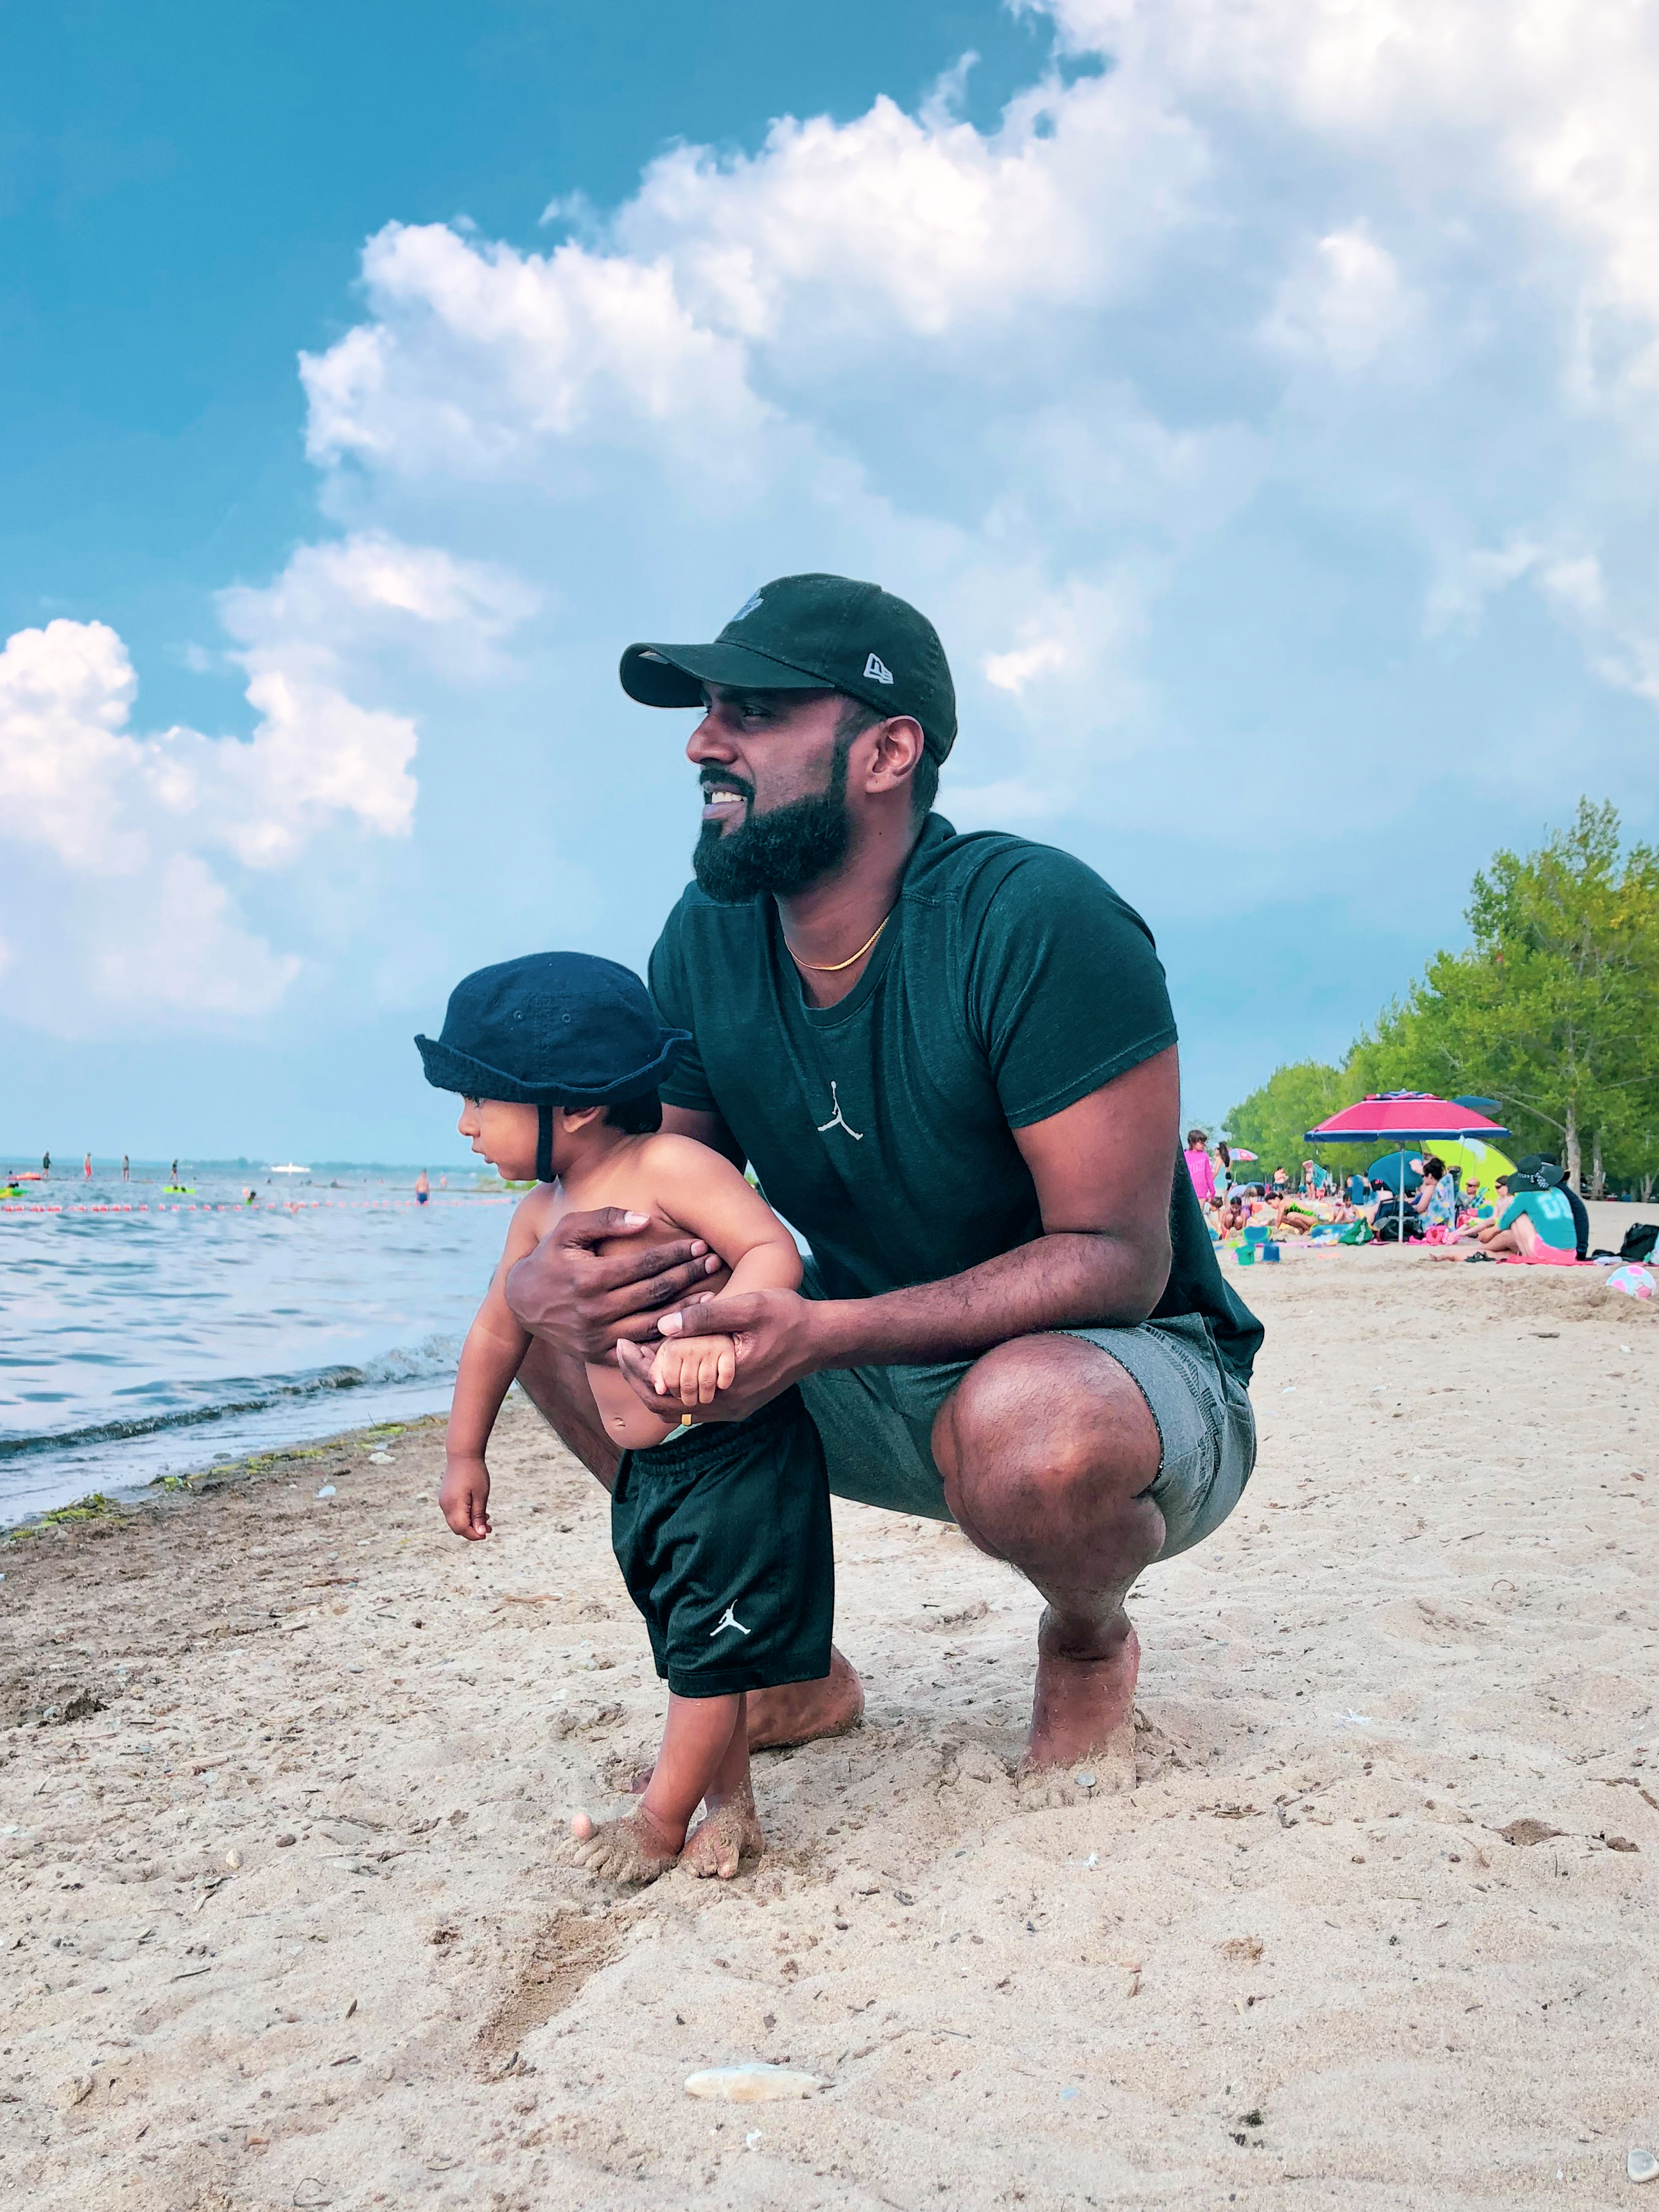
[4,0,1658,1165]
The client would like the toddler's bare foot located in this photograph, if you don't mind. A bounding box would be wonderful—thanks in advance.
[564,1803,682,1885]
[681,1781,764,1880]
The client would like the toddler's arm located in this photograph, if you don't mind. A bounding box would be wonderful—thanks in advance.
[643,1142,801,1409]
[440,1189,552,1538]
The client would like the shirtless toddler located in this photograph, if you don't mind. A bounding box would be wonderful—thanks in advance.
[417,951,833,1883]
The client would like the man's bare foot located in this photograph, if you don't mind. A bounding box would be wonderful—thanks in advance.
[1022,1609,1140,1775]
[681,1780,765,1879]
[746,1648,865,1752]
[564,1803,682,1885]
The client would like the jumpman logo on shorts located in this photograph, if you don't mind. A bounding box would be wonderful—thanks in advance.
[710,1604,751,1639]
[816,1081,863,1141]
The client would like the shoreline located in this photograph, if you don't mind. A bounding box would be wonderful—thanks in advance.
[3,1252,1656,2208]
[1,1407,449,1552]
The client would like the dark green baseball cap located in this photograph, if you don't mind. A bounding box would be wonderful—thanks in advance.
[619,571,957,762]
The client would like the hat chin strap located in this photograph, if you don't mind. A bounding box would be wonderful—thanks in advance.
[535,1102,555,1185]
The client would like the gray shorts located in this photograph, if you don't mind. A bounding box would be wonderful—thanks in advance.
[797,1298,1256,1563]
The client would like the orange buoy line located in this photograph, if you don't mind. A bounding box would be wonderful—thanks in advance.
[0,1193,515,1217]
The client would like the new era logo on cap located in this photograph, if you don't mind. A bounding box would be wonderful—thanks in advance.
[864,652,894,684]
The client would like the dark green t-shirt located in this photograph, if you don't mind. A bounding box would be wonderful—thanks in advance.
[648,814,1262,1384]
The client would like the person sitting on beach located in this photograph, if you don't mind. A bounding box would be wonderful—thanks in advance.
[1412,1155,1459,1232]
[1511,1158,1590,1260]
[1472,1169,1579,1265]
[1216,1190,1249,1235]
[418,952,830,1883]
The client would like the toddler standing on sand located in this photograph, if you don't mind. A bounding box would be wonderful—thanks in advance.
[416,952,833,1883]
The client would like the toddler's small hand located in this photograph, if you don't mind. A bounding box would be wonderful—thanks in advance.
[439,1456,492,1540]
[651,1334,738,1407]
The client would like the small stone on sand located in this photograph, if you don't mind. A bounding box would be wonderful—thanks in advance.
[1629,2147,1658,2184]
[315,1485,336,1499]
[1498,1818,1564,1847]
[684,2063,826,2103]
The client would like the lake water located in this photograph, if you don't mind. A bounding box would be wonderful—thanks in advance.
[0,1165,516,1525]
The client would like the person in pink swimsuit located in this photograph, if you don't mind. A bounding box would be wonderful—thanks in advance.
[1183,1129,1217,1206]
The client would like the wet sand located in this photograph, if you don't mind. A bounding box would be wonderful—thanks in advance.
[3,1246,1656,2209]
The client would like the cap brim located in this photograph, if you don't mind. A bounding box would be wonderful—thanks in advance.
[620,640,833,708]
[416,1029,691,1106]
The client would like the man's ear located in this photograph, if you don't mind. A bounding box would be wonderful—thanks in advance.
[866,715,926,794]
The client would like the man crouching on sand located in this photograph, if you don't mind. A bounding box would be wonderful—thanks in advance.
[504,573,1264,1782]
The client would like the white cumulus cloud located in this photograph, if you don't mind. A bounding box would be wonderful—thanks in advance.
[0,534,530,1030]
[18,0,1659,1086]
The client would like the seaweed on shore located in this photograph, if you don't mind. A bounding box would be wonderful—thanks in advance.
[6,1492,123,1539]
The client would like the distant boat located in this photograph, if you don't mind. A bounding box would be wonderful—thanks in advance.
[269,1163,311,1174]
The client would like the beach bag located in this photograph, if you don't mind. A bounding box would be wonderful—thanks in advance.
[1337,1219,1373,1245]
[1619,1222,1659,1264]
[1373,1210,1421,1243]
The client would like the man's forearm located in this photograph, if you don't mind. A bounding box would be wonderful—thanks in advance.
[806,1230,1171,1371]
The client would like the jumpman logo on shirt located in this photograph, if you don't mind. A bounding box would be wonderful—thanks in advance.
[816,1081,864,1141]
[710,1603,751,1639]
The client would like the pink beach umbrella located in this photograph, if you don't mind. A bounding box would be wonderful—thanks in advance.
[1305,1091,1511,1242]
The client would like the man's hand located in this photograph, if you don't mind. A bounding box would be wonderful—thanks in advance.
[440,1456,492,1541]
[503,1208,725,1365]
[617,1287,823,1421]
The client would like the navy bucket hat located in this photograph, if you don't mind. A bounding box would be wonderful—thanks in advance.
[415,952,690,1181]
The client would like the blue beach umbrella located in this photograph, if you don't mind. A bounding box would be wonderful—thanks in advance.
[1367,1151,1425,1196]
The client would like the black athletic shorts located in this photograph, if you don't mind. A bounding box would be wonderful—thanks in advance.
[610,1385,833,1699]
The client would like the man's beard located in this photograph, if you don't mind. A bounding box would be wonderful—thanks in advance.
[691,736,854,903]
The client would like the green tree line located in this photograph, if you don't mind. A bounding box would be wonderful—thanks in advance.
[1222,801,1659,1199]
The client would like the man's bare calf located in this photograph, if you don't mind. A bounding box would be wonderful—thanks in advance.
[933,1332,1165,1772]
[566,1689,763,1886]
[520,1330,1164,1777]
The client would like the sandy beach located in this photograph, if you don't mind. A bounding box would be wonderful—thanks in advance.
[3,1242,1656,2210]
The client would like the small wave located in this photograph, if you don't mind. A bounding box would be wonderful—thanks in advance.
[0,1336,460,1460]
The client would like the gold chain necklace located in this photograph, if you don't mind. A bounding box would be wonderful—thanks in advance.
[783,913,891,973]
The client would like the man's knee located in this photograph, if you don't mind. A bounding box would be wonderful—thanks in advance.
[934,1334,1160,1508]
